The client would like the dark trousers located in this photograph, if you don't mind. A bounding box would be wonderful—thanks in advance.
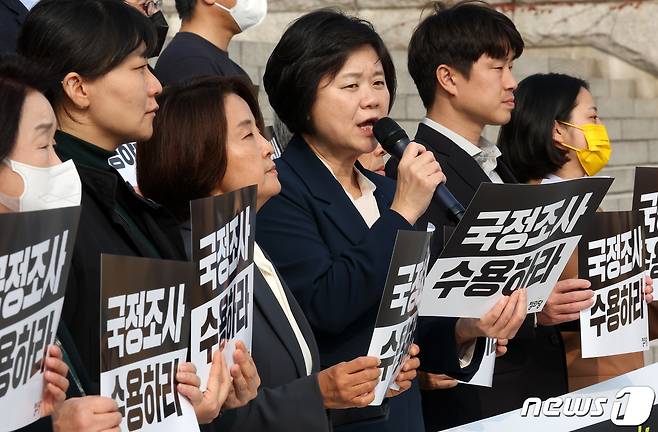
[422,326,567,431]
[336,379,424,432]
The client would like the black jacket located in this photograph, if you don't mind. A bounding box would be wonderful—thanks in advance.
[0,0,27,54]
[55,131,186,393]
[386,123,567,430]
[154,32,249,86]
[208,253,331,432]
[257,135,483,431]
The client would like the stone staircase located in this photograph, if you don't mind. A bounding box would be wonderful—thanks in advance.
[234,42,658,215]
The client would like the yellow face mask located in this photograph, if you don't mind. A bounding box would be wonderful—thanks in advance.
[558,121,612,176]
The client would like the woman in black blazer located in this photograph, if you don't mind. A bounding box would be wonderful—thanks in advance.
[257,10,531,432]
[137,76,419,431]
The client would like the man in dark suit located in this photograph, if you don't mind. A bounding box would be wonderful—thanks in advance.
[386,2,593,430]
[0,0,29,53]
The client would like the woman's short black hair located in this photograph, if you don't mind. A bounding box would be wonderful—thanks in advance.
[408,1,524,109]
[263,9,396,135]
[497,73,589,183]
[0,54,48,161]
[174,0,195,21]
[137,76,263,219]
[17,0,156,112]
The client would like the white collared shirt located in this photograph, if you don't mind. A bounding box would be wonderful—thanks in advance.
[254,243,313,375]
[541,173,564,184]
[420,118,499,367]
[316,153,478,367]
[317,156,381,228]
[422,118,504,184]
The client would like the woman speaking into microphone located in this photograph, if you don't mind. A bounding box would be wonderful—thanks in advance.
[136,75,423,432]
[256,10,528,432]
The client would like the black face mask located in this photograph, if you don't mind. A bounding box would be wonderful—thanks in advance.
[149,11,169,57]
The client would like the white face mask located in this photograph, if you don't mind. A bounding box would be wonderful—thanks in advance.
[0,159,82,212]
[215,0,267,32]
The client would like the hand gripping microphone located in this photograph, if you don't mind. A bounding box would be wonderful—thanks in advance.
[373,117,466,222]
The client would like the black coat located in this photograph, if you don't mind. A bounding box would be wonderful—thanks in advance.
[0,0,27,54]
[386,123,568,430]
[257,135,483,431]
[55,131,186,393]
[208,254,331,432]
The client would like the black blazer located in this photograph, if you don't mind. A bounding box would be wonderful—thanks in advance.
[386,123,567,430]
[0,0,27,54]
[209,256,331,432]
[257,135,482,430]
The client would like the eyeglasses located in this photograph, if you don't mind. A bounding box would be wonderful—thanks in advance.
[143,0,162,16]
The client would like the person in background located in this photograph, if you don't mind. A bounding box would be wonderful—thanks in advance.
[18,0,255,425]
[392,3,656,428]
[498,73,607,185]
[0,0,30,54]
[124,0,170,57]
[137,75,421,432]
[155,0,266,86]
[357,144,387,176]
[385,2,576,429]
[128,0,262,191]
[258,9,527,432]
[498,72,658,391]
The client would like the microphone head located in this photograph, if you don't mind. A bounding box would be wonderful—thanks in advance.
[373,117,408,154]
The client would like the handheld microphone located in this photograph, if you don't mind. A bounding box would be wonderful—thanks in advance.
[373,117,465,222]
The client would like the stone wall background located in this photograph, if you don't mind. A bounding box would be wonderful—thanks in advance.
[162,1,658,208]
[161,0,658,361]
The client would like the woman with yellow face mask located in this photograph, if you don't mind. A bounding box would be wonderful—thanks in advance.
[498,73,611,183]
[555,118,611,177]
[498,73,656,391]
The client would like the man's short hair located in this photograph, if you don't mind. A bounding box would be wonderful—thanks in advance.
[408,1,524,109]
[175,0,195,20]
